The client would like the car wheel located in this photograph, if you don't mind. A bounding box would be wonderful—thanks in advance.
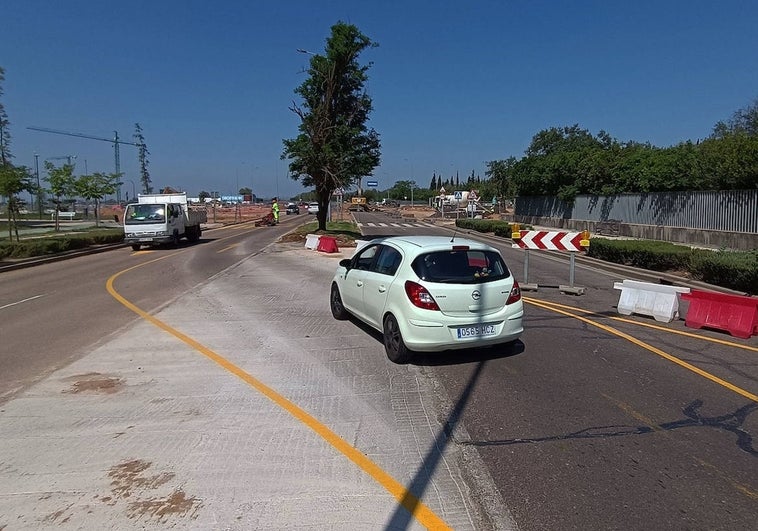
[330,283,349,320]
[131,244,141,251]
[383,314,412,364]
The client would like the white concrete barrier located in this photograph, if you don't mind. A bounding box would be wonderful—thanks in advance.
[304,233,320,250]
[613,280,690,323]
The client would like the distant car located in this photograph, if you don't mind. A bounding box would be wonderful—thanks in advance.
[308,202,319,214]
[329,235,523,363]
[285,203,300,215]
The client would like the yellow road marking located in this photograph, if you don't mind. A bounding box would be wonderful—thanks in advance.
[216,243,239,253]
[106,254,450,530]
[523,297,758,403]
[525,296,758,353]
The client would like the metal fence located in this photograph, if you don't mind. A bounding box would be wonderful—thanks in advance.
[515,189,758,233]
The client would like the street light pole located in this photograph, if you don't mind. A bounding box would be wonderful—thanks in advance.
[34,153,41,219]
[127,179,136,201]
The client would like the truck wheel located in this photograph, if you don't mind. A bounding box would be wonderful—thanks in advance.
[187,226,200,243]
[131,244,141,251]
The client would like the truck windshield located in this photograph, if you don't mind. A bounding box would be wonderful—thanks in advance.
[125,204,166,224]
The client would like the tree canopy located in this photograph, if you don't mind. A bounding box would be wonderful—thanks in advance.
[75,171,121,227]
[134,122,152,194]
[282,21,381,230]
[486,99,758,202]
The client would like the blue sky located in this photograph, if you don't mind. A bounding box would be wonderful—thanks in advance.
[3,0,757,200]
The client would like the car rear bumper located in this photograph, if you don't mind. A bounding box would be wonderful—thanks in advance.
[401,311,523,352]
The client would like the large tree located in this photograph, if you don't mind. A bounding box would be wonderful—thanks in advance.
[0,67,9,169]
[712,97,758,138]
[282,21,381,230]
[0,164,32,241]
[0,66,34,241]
[134,122,152,194]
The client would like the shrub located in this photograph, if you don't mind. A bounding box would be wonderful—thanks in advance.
[0,229,124,259]
[588,238,695,272]
[454,218,530,238]
[690,250,758,295]
[588,238,757,294]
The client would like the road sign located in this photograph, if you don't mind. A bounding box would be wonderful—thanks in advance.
[453,191,463,200]
[513,230,586,252]
[469,190,478,201]
[366,180,378,187]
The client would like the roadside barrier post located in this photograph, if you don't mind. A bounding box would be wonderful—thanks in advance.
[512,228,590,294]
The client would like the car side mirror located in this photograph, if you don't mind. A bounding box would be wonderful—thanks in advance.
[339,258,352,269]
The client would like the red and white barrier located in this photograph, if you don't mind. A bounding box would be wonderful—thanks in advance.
[613,280,690,323]
[513,230,585,251]
[681,290,758,339]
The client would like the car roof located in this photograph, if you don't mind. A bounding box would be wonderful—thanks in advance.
[367,235,497,254]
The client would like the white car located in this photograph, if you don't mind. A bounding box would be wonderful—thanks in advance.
[308,202,319,214]
[330,235,523,363]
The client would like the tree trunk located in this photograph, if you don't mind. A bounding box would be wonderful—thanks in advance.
[316,190,330,231]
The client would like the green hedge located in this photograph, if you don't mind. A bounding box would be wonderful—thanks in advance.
[455,218,531,238]
[0,229,124,259]
[589,238,757,294]
[452,223,756,294]
[587,238,695,272]
[689,249,758,295]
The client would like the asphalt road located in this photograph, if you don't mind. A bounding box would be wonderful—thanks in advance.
[354,210,758,530]
[0,218,300,403]
[1,210,756,530]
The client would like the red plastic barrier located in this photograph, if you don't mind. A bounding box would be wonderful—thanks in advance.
[680,289,758,339]
[316,235,339,254]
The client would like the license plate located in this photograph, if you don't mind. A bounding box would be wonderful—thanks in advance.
[139,238,153,242]
[456,324,496,339]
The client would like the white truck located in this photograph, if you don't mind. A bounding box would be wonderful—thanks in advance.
[123,192,207,251]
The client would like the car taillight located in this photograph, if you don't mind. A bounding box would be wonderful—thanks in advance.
[404,280,440,311]
[506,280,521,305]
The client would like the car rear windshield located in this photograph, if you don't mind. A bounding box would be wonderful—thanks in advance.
[412,249,511,284]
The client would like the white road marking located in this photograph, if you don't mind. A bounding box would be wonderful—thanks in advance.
[0,294,45,310]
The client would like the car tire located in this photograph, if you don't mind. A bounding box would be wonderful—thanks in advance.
[131,244,141,251]
[383,314,412,364]
[330,283,349,320]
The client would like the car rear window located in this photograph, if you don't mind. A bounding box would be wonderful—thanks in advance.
[412,250,510,284]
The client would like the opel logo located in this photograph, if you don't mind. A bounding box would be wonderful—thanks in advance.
[471,290,481,301]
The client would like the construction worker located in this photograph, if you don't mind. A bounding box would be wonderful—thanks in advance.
[271,197,280,224]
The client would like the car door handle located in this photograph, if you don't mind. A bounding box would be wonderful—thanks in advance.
[356,281,363,287]
[378,286,387,293]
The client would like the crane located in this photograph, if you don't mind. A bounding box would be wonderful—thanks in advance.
[28,126,143,202]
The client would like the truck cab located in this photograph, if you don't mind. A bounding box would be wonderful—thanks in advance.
[123,193,206,251]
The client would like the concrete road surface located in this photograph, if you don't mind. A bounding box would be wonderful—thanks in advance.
[0,240,512,530]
